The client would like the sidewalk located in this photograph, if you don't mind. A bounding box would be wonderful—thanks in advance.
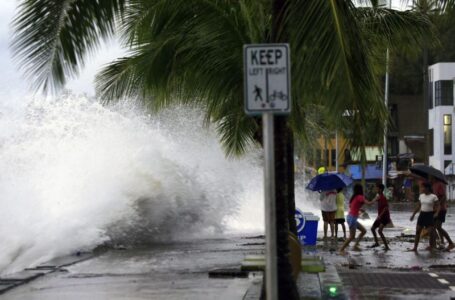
[328,236,455,299]
[0,237,259,300]
[0,252,94,296]
[3,234,455,299]
[242,235,455,299]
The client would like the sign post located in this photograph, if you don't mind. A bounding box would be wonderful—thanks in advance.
[244,44,290,300]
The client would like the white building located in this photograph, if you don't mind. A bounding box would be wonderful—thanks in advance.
[428,63,455,172]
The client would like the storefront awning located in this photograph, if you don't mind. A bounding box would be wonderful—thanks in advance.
[346,164,383,180]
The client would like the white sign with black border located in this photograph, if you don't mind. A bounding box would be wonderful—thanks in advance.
[244,44,291,115]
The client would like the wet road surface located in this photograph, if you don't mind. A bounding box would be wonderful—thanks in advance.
[2,237,264,300]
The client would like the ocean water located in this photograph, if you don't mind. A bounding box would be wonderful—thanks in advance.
[0,92,321,274]
[0,94,268,274]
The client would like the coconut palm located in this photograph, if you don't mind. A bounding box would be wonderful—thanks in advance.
[12,1,434,298]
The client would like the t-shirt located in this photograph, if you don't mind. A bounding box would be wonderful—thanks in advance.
[335,192,345,219]
[349,195,365,217]
[419,193,438,212]
[376,193,390,219]
[320,190,337,212]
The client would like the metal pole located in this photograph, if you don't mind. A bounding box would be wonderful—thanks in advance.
[382,0,391,185]
[382,48,389,186]
[336,130,339,173]
[263,112,278,300]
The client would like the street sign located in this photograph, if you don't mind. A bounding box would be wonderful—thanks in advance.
[243,43,292,300]
[244,44,291,115]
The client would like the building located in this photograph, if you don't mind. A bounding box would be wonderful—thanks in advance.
[305,134,348,173]
[428,62,455,171]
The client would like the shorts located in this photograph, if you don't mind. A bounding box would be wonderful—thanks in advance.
[335,218,345,224]
[346,214,358,229]
[372,216,391,228]
[417,211,435,227]
[322,211,336,222]
[434,210,447,223]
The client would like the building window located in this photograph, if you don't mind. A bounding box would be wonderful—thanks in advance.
[428,81,433,109]
[331,149,336,167]
[389,136,399,156]
[445,160,452,169]
[316,149,322,167]
[307,148,314,167]
[389,104,398,133]
[435,80,454,106]
[429,129,434,156]
[444,114,452,155]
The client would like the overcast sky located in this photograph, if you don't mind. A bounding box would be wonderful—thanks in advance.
[0,0,124,97]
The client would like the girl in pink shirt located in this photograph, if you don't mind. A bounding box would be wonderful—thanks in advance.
[339,184,373,254]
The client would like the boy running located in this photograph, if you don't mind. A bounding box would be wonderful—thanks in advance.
[367,183,391,250]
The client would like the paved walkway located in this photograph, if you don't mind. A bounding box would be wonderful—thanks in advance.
[3,233,455,299]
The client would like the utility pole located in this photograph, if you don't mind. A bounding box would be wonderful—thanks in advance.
[382,0,392,185]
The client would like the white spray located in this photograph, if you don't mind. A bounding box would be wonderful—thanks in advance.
[0,94,268,274]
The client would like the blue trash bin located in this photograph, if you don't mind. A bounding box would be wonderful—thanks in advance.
[295,209,320,246]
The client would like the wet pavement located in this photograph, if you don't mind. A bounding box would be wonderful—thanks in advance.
[3,203,455,299]
[1,237,264,300]
[317,202,455,299]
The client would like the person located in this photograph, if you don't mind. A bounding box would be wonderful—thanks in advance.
[403,177,413,202]
[409,182,440,252]
[384,184,393,202]
[367,183,391,250]
[339,184,373,254]
[318,166,326,175]
[430,176,455,251]
[335,188,346,239]
[320,189,337,239]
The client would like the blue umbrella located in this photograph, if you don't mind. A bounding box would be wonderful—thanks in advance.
[306,173,353,191]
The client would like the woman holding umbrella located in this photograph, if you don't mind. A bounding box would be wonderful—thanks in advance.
[306,172,353,240]
[320,189,337,239]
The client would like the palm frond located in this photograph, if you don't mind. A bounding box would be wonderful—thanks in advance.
[287,0,387,150]
[96,0,269,155]
[12,0,125,92]
[355,6,435,54]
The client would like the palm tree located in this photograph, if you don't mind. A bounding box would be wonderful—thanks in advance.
[12,1,433,298]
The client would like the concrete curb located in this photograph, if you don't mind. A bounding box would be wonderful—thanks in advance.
[241,255,347,299]
[318,264,346,299]
[0,252,95,295]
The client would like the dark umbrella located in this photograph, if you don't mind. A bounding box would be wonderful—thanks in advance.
[306,173,353,191]
[409,164,448,184]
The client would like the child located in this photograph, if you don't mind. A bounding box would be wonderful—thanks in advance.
[339,184,373,254]
[367,183,391,250]
[409,182,440,252]
[335,188,346,239]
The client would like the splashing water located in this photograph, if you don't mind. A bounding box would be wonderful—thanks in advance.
[0,94,269,274]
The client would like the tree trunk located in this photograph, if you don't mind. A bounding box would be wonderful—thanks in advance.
[274,116,299,299]
[287,128,297,236]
